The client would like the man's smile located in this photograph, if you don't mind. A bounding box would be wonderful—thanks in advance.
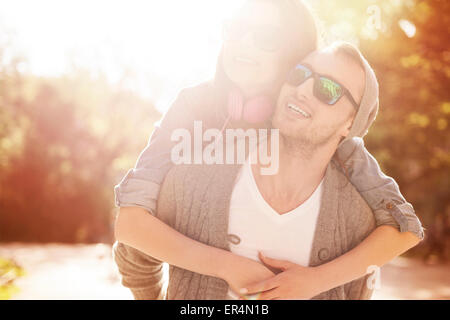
[284,98,312,120]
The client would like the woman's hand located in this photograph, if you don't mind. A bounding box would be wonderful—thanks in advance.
[239,252,328,300]
[219,251,276,299]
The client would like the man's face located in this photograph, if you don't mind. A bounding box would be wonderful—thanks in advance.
[272,50,365,149]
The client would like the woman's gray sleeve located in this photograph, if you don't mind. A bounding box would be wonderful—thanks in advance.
[112,166,178,300]
[113,89,191,215]
[335,137,425,240]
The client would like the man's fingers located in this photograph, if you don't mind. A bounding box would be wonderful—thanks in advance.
[258,287,281,300]
[240,276,278,295]
[258,252,293,271]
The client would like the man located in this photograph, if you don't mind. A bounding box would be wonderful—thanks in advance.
[227,42,377,299]
[114,42,420,299]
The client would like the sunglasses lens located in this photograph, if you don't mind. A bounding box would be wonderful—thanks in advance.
[224,20,283,52]
[316,77,343,105]
[287,65,311,86]
[223,20,245,42]
[253,27,283,52]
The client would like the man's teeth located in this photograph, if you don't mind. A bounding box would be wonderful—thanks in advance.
[287,103,311,118]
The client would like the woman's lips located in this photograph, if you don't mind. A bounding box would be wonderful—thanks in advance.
[233,56,258,66]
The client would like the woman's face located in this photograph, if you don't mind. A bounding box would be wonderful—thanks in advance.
[222,1,289,96]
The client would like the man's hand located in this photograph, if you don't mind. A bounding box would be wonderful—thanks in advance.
[220,251,276,298]
[239,252,327,300]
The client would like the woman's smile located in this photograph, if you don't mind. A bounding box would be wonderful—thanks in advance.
[233,55,259,66]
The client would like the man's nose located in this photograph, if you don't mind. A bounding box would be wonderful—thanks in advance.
[295,78,315,100]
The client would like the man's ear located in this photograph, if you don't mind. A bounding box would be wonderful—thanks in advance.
[340,114,355,139]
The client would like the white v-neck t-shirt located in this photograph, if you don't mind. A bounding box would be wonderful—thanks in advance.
[226,154,324,299]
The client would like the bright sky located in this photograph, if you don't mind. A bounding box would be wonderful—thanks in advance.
[0,0,415,113]
[0,0,245,111]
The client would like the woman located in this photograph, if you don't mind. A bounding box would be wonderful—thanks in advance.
[113,0,423,299]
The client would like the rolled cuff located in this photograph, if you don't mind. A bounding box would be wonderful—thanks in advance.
[373,202,425,240]
[114,168,161,215]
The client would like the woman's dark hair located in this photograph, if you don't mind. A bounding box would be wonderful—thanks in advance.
[213,0,320,119]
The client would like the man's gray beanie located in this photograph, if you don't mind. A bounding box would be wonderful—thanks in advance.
[333,42,380,156]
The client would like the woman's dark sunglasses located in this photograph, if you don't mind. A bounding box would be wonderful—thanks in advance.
[222,19,285,52]
[286,64,360,109]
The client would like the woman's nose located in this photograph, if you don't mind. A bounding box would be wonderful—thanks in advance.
[239,31,254,48]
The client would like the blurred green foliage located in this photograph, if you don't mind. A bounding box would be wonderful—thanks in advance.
[0,257,25,300]
[0,38,161,243]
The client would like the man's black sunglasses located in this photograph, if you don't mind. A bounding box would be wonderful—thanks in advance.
[286,64,360,109]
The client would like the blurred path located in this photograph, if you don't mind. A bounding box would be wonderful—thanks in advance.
[0,243,449,300]
[372,255,450,300]
[0,243,133,300]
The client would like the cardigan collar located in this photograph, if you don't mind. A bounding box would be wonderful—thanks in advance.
[210,159,340,267]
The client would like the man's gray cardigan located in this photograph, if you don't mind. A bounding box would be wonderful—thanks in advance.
[113,157,378,300]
